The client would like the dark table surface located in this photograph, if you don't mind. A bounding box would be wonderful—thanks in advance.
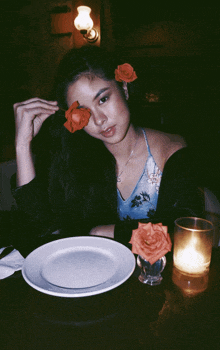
[0,247,220,350]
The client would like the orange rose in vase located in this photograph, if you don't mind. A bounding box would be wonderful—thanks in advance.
[129,222,172,265]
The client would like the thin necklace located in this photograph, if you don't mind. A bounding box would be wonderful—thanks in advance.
[117,134,139,183]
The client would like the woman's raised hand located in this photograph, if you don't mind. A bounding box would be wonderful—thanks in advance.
[14,98,59,147]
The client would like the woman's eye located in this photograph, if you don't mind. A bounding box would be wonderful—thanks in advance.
[99,96,108,105]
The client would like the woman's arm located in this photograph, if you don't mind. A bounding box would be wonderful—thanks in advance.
[15,143,35,187]
[89,225,115,238]
[14,98,59,186]
[155,147,205,223]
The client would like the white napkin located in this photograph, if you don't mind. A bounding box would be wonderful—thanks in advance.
[0,247,25,279]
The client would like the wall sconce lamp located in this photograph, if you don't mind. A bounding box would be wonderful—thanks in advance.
[74,6,98,43]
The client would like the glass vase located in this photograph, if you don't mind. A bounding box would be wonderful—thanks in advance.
[137,255,166,286]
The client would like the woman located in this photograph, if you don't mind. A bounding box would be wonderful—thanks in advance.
[13,46,204,251]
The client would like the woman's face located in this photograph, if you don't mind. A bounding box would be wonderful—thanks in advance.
[66,75,130,146]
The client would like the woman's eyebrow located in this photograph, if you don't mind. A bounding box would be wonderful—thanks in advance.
[93,88,109,101]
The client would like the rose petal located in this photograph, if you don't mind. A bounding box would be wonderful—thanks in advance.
[64,101,91,133]
[71,113,81,123]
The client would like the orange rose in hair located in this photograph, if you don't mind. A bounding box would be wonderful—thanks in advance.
[129,222,172,265]
[115,63,137,83]
[64,101,91,133]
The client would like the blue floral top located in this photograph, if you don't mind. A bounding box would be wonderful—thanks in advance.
[117,129,162,220]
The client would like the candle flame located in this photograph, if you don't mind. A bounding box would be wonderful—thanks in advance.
[174,236,208,274]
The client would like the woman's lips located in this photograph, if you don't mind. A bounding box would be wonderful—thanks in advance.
[101,126,116,138]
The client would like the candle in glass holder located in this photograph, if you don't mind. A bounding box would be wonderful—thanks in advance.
[173,217,213,276]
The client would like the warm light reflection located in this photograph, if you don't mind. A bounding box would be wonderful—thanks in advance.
[172,267,209,296]
[174,236,208,274]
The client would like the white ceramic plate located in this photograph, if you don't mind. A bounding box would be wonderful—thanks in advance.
[22,236,135,297]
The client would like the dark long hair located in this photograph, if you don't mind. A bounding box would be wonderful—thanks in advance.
[54,46,123,110]
[34,46,138,230]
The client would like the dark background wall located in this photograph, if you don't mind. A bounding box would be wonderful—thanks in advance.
[0,0,101,161]
[104,1,219,143]
[0,0,219,194]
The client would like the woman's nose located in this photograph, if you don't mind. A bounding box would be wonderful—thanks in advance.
[92,111,107,126]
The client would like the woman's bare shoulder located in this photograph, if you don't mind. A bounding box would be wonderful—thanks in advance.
[143,127,187,170]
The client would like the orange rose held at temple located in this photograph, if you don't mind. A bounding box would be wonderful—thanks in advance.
[64,101,91,133]
[129,223,172,265]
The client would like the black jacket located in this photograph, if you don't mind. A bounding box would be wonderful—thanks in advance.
[11,146,205,256]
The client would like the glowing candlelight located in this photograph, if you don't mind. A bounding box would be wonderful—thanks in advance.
[173,217,213,276]
[174,236,208,274]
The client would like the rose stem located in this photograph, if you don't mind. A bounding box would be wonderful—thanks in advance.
[58,107,66,112]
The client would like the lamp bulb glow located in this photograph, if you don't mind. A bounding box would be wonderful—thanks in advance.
[74,6,93,32]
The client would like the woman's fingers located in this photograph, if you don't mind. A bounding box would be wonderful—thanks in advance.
[14,97,58,108]
[14,100,59,117]
[14,98,60,145]
[18,106,57,119]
